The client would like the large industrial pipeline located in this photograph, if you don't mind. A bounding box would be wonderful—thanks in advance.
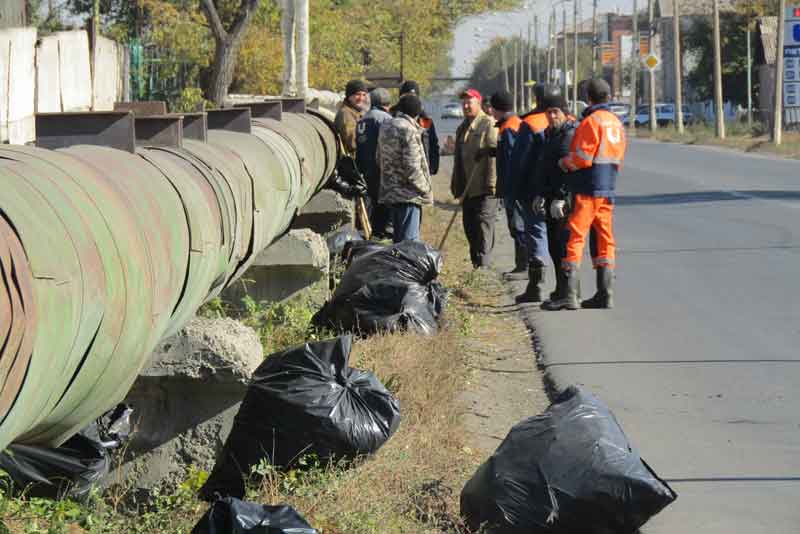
[0,99,340,452]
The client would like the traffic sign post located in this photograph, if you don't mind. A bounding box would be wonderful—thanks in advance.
[783,7,800,126]
[643,53,660,72]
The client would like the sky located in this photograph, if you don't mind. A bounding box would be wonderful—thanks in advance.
[449,0,638,78]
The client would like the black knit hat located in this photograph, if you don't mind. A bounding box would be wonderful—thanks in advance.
[586,78,611,104]
[399,80,420,96]
[397,94,422,118]
[345,79,369,97]
[538,84,565,111]
[490,91,514,112]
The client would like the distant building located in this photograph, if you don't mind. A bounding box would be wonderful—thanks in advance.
[0,1,27,29]
[652,0,737,105]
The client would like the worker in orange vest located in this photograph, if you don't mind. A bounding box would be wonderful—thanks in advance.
[511,84,556,302]
[546,78,626,310]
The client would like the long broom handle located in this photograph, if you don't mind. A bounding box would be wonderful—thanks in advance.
[437,159,483,251]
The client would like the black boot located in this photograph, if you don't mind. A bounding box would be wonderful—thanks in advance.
[581,266,615,309]
[546,263,564,302]
[504,242,529,281]
[541,268,580,310]
[515,264,546,303]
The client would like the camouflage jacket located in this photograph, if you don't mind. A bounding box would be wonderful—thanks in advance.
[334,101,364,157]
[378,113,433,206]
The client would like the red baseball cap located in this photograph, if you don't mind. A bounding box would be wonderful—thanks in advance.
[459,88,483,102]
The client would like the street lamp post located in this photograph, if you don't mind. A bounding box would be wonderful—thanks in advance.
[573,0,579,116]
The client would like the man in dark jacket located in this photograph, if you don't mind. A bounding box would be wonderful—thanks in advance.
[392,80,440,176]
[357,87,393,236]
[335,79,369,157]
[512,84,561,303]
[531,93,579,310]
[489,90,526,280]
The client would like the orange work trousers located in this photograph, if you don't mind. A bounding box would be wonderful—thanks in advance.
[562,194,615,270]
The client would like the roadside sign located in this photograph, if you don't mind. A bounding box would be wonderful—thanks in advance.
[784,7,800,124]
[643,53,660,71]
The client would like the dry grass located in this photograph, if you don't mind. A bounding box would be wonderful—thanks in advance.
[244,175,497,533]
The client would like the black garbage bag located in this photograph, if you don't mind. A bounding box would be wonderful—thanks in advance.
[0,435,108,501]
[313,240,446,335]
[460,386,677,534]
[192,497,317,534]
[200,336,401,500]
[325,226,363,258]
[0,404,133,500]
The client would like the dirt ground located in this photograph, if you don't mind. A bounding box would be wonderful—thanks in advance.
[432,156,550,456]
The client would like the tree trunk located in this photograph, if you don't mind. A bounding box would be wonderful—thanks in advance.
[201,0,260,107]
[281,0,297,96]
[296,0,309,97]
[208,36,241,106]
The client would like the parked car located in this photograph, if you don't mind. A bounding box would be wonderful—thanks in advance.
[441,103,464,119]
[608,102,631,123]
[623,103,694,126]
[567,100,588,116]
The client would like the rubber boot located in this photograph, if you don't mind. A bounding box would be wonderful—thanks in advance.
[541,268,580,311]
[581,266,615,309]
[504,242,529,281]
[515,264,546,303]
[546,263,564,302]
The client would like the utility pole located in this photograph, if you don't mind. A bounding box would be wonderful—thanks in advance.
[747,20,753,130]
[630,0,638,131]
[712,0,725,138]
[563,3,568,96]
[513,38,519,110]
[648,0,657,132]
[773,0,786,144]
[520,29,526,110]
[550,8,557,84]
[501,40,511,92]
[535,15,541,85]
[673,0,684,133]
[573,0,579,115]
[528,22,533,109]
[592,0,599,75]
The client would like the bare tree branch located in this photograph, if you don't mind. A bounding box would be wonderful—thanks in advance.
[200,0,227,41]
[228,0,261,41]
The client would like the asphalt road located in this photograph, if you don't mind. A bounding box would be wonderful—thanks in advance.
[514,139,800,532]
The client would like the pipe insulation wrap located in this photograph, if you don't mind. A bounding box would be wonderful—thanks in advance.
[0,110,340,451]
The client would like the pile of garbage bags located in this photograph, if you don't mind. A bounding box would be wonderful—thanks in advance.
[192,497,317,534]
[0,404,133,500]
[460,386,677,533]
[200,335,401,500]
[313,240,447,335]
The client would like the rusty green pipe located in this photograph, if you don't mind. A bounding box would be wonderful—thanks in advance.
[0,108,341,450]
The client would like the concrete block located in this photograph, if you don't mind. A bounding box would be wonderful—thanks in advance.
[223,228,329,306]
[114,318,263,491]
[292,189,354,235]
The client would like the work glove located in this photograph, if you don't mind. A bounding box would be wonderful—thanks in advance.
[531,196,546,216]
[550,199,567,219]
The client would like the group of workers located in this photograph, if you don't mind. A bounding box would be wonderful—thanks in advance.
[333,75,626,311]
[334,79,439,242]
[486,78,626,310]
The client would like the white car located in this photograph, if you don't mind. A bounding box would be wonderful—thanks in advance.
[624,103,694,126]
[441,103,464,119]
